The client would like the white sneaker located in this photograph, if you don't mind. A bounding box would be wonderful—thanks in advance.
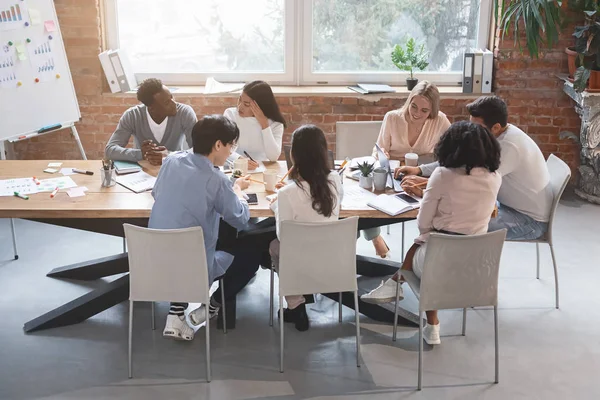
[423,323,441,345]
[189,303,220,327]
[361,278,403,304]
[163,314,195,341]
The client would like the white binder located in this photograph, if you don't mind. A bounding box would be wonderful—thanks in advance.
[98,49,137,93]
[98,50,120,93]
[463,53,474,93]
[473,49,484,94]
[482,49,494,93]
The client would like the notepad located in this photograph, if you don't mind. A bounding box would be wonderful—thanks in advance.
[348,84,395,94]
[367,193,421,216]
[116,171,156,193]
[114,161,142,175]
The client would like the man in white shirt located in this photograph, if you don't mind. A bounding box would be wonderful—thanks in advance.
[398,96,553,240]
[105,78,197,165]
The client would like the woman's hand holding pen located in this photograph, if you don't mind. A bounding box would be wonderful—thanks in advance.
[401,175,428,197]
[275,181,286,190]
[247,159,259,170]
[250,100,269,129]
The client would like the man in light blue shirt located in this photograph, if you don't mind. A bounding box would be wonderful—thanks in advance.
[149,115,251,341]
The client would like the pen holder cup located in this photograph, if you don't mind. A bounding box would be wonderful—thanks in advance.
[101,168,117,187]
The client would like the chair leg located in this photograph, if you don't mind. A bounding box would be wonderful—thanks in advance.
[418,310,423,391]
[128,301,133,379]
[494,305,499,384]
[386,225,390,235]
[401,222,405,262]
[338,292,343,323]
[220,279,227,334]
[122,237,127,253]
[279,295,284,373]
[549,243,560,309]
[536,243,540,279]
[354,291,361,367]
[269,268,274,327]
[462,308,467,336]
[10,218,18,260]
[151,302,155,330]
[392,280,400,342]
[205,304,211,382]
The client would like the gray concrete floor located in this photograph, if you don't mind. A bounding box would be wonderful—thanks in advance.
[0,189,599,400]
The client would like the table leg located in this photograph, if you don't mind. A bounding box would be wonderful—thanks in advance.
[46,253,129,280]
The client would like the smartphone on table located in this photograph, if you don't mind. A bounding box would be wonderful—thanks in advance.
[245,193,259,205]
[396,193,419,204]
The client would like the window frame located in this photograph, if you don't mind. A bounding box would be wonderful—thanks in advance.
[103,0,492,87]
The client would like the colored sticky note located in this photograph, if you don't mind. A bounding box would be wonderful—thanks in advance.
[44,168,58,174]
[15,43,27,60]
[17,51,26,61]
[44,20,56,32]
[29,9,41,25]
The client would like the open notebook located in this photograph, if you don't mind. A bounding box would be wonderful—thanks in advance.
[367,193,421,216]
[116,171,156,193]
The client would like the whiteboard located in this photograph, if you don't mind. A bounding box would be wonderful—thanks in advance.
[0,0,80,140]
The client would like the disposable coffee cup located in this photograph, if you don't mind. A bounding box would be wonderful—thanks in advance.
[405,153,418,167]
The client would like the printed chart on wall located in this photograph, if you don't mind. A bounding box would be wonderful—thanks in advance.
[0,0,30,31]
[27,36,54,81]
[0,43,17,87]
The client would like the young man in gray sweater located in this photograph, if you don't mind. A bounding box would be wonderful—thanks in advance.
[105,78,197,165]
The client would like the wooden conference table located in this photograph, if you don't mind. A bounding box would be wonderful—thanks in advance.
[0,160,424,332]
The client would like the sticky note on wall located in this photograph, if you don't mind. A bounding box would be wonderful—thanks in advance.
[15,43,27,60]
[29,9,41,25]
[44,20,56,32]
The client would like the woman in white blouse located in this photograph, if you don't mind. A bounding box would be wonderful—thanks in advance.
[269,125,343,332]
[224,80,286,169]
[362,121,502,346]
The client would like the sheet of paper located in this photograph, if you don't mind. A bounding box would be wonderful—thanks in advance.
[0,44,18,88]
[67,186,88,198]
[48,162,62,167]
[248,161,266,174]
[37,176,77,192]
[341,185,377,210]
[60,168,76,176]
[27,37,56,82]
[0,1,31,31]
[204,77,244,94]
[0,178,39,196]
[44,20,56,32]
[29,8,41,25]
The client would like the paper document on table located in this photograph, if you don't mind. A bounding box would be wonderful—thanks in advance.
[367,193,421,216]
[37,176,78,192]
[248,161,266,174]
[116,171,156,193]
[204,77,244,94]
[341,186,378,210]
[0,178,39,196]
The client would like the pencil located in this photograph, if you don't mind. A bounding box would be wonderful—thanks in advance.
[279,167,292,183]
[247,177,265,185]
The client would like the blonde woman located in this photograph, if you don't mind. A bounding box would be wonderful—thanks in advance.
[365,81,451,258]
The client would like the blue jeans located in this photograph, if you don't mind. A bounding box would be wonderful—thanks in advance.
[488,204,548,241]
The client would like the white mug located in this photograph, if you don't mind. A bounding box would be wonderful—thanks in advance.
[264,170,278,192]
[405,153,418,167]
[233,158,248,175]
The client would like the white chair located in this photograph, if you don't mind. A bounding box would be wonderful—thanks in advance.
[507,154,571,309]
[335,121,382,160]
[272,217,361,372]
[394,230,507,390]
[124,224,226,382]
[336,121,401,246]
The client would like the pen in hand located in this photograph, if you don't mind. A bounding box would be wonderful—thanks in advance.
[243,151,256,163]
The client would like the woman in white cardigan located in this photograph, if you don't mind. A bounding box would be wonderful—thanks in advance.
[362,121,502,346]
[224,80,286,169]
[269,125,343,332]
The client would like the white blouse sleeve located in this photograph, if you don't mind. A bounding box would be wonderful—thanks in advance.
[261,121,284,161]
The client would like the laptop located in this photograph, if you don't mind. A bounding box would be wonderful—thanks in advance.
[374,143,403,192]
[284,145,335,171]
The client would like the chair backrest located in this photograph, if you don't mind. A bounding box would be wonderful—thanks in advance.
[419,230,507,312]
[335,121,382,159]
[546,154,571,239]
[278,217,359,296]
[123,224,210,304]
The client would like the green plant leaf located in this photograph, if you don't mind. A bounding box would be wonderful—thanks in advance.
[574,66,591,92]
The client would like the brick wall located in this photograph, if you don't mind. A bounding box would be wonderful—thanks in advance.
[12,0,581,173]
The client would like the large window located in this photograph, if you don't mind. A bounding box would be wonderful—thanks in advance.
[104,0,491,85]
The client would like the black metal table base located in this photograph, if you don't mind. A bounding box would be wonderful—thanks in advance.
[23,217,417,332]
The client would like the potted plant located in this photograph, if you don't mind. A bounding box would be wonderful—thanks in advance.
[357,161,375,190]
[391,38,429,90]
[231,169,243,183]
[571,1,600,91]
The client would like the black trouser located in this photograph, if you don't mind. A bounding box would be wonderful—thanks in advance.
[170,218,276,314]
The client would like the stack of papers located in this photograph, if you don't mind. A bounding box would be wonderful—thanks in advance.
[116,171,156,193]
[367,193,421,216]
[348,84,395,94]
[114,161,142,175]
[204,77,244,94]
